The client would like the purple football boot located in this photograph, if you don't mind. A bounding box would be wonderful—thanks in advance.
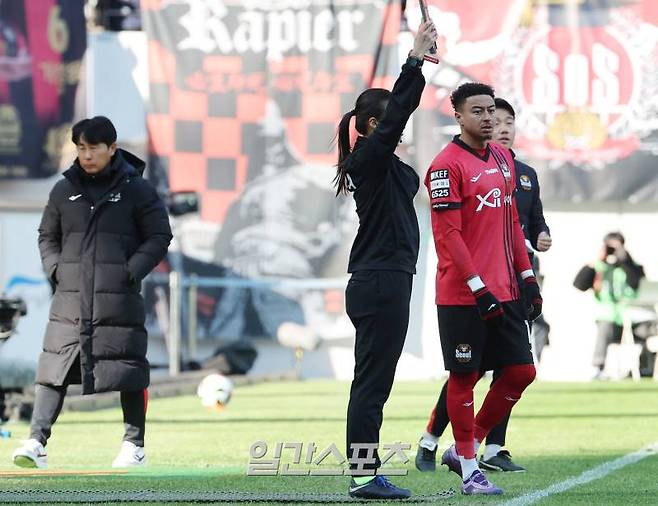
[461,470,504,495]
[440,444,462,477]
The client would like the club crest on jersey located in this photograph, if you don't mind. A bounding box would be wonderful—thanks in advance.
[108,192,122,203]
[520,174,532,191]
[455,344,472,363]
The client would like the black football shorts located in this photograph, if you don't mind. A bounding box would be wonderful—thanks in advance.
[437,299,534,372]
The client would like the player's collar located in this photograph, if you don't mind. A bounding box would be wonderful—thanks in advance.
[451,135,490,162]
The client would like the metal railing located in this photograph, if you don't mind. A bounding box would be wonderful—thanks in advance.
[150,272,349,376]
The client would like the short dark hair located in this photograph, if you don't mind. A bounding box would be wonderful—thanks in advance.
[604,231,625,245]
[494,98,515,118]
[450,82,495,111]
[71,116,117,146]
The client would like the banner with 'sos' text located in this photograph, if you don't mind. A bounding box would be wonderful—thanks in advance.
[0,0,85,179]
[408,0,658,206]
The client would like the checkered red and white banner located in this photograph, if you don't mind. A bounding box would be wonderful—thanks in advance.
[141,0,658,347]
[142,0,401,223]
[144,0,658,213]
[142,0,403,343]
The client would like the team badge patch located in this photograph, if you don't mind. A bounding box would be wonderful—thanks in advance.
[431,188,450,198]
[430,178,450,190]
[430,169,448,181]
[520,174,532,191]
[429,169,450,199]
[455,344,472,363]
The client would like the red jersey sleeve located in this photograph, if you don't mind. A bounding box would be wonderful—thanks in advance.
[425,162,478,282]
[425,163,461,210]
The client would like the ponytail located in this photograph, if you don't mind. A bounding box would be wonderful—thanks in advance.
[333,109,355,196]
[333,88,391,197]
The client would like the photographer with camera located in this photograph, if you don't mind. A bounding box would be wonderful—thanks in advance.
[573,232,645,379]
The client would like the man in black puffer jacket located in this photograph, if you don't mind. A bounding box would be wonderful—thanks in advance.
[12,116,172,469]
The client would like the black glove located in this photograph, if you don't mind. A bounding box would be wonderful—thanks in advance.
[524,276,543,321]
[474,287,504,322]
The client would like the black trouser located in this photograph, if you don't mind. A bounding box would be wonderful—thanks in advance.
[30,355,146,447]
[346,270,412,471]
[429,366,511,447]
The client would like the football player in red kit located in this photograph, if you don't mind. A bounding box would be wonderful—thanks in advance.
[423,83,541,495]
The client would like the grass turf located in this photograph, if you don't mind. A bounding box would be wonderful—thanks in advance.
[0,379,656,504]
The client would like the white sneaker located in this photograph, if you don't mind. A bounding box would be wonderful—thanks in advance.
[12,439,48,469]
[112,441,146,468]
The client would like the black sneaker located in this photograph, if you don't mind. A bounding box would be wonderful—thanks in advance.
[479,450,526,473]
[414,442,437,472]
[348,475,412,499]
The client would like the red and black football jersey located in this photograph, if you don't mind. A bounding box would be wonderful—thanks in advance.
[424,136,532,305]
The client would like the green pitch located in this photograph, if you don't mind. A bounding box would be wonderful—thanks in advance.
[0,379,656,505]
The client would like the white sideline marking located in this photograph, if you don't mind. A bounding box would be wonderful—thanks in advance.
[502,442,658,506]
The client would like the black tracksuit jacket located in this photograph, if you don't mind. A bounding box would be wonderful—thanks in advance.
[345,60,425,274]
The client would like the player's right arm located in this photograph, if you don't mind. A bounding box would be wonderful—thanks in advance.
[426,161,503,320]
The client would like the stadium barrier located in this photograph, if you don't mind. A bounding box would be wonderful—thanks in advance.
[146,272,350,377]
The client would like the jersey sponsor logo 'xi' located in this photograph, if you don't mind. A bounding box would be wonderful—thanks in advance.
[475,188,512,212]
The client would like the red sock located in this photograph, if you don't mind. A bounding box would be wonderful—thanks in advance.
[447,371,480,459]
[474,364,536,441]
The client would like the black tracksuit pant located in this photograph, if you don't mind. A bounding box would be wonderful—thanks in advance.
[346,270,412,471]
[30,354,146,447]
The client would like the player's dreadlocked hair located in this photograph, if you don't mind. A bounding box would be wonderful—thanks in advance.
[450,82,495,112]
[494,97,515,118]
[333,88,391,196]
